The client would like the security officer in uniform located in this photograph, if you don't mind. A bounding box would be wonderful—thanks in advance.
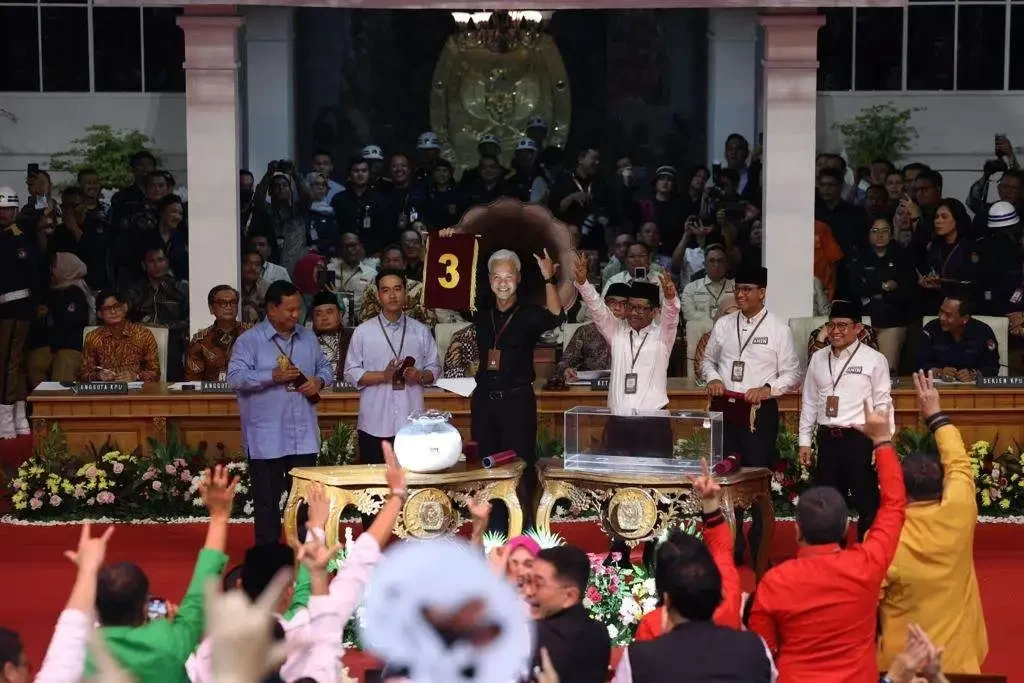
[799,300,893,540]
[917,293,1000,380]
[977,201,1023,316]
[701,263,800,564]
[0,186,39,439]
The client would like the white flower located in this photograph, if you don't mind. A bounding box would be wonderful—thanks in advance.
[192,496,204,507]
[582,597,593,609]
[243,501,254,515]
[619,611,635,626]
[641,597,658,613]
[770,479,783,494]
[644,579,657,595]
[344,526,355,548]
[606,624,619,640]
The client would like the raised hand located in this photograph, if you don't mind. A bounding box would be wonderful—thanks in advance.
[533,647,560,683]
[64,522,115,573]
[852,399,891,446]
[438,227,457,238]
[296,535,343,573]
[466,496,492,528]
[658,270,676,300]
[199,464,239,518]
[382,440,407,495]
[912,370,941,420]
[573,251,589,285]
[689,457,721,514]
[534,248,558,280]
[305,483,330,530]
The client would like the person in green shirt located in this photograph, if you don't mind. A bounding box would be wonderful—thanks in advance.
[86,465,238,682]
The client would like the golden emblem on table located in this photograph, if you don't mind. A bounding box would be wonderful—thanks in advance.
[607,487,658,540]
[403,488,456,537]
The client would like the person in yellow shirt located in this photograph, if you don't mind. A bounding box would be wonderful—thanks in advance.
[878,370,988,673]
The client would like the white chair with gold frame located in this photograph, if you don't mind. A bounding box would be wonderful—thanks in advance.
[81,325,169,382]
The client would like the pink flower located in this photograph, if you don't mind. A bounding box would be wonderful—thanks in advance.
[112,462,125,474]
[29,498,42,510]
[152,481,163,491]
[34,489,44,498]
[165,465,177,475]
[73,485,85,499]
[173,458,188,468]
[86,497,95,506]
[49,495,62,507]
[142,468,156,481]
[96,491,115,504]
[586,586,601,603]
[180,471,192,482]
[85,466,98,479]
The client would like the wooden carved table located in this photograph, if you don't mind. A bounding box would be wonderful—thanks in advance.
[535,460,775,580]
[283,460,525,549]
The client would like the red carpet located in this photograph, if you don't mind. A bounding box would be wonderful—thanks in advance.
[0,520,1019,679]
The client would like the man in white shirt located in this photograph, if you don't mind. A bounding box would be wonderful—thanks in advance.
[575,252,679,416]
[602,241,663,297]
[701,263,800,564]
[247,233,292,284]
[680,243,734,321]
[328,231,377,326]
[799,300,893,541]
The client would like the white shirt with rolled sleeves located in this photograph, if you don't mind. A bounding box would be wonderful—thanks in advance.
[680,276,735,321]
[576,280,679,414]
[700,308,801,396]
[798,342,894,447]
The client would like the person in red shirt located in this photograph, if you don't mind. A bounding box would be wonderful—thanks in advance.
[634,458,742,639]
[748,399,907,683]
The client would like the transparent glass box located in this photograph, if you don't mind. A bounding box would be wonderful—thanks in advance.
[563,406,723,475]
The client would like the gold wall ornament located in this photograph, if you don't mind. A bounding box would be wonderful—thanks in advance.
[608,487,658,540]
[403,488,456,538]
[430,34,570,173]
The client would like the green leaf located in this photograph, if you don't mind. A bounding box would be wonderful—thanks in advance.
[831,103,923,168]
[50,124,160,190]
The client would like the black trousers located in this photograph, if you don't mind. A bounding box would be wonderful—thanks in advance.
[722,398,779,564]
[358,430,392,465]
[471,385,537,531]
[815,426,879,540]
[249,453,315,546]
[604,416,674,457]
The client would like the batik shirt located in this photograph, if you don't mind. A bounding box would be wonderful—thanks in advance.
[317,328,354,383]
[185,321,253,381]
[80,322,160,381]
[358,279,437,329]
[441,325,479,378]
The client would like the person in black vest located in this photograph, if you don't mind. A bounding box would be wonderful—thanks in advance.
[614,528,774,682]
[529,545,611,683]
[918,293,1000,380]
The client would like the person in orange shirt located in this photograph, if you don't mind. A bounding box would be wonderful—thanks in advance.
[634,458,742,639]
[814,219,843,300]
[748,399,907,683]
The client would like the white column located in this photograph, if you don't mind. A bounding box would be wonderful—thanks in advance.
[706,9,758,165]
[242,7,295,174]
[759,12,824,322]
[177,14,244,337]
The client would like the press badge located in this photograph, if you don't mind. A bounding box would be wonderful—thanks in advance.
[731,361,745,382]
[363,214,372,230]
[624,373,638,394]
[487,349,502,371]
[825,395,839,418]
[1012,287,1023,305]
[392,372,406,391]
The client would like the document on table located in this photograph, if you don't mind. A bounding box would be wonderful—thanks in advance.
[435,378,476,397]
[33,381,71,391]
[168,382,202,391]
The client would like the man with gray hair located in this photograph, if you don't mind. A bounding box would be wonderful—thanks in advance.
[441,235,563,529]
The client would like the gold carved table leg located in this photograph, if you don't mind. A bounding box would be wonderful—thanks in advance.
[283,478,357,549]
[490,478,524,538]
[283,478,309,549]
[535,480,577,535]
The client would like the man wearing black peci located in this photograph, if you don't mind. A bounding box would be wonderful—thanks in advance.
[437,234,563,529]
[700,264,800,565]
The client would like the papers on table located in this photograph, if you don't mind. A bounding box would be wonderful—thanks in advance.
[435,377,476,397]
[168,382,202,391]
[33,381,71,391]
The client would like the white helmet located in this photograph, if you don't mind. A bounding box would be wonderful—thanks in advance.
[362,145,384,161]
[526,115,549,131]
[988,200,1020,229]
[416,132,441,150]
[0,186,19,208]
[515,138,539,152]
[478,134,502,150]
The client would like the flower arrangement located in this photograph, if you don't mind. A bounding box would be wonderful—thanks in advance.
[318,422,357,467]
[583,552,657,645]
[969,440,1024,514]
[770,426,811,516]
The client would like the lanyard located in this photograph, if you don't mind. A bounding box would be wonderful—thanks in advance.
[270,334,296,363]
[629,330,650,371]
[490,308,518,349]
[735,311,768,359]
[705,280,727,305]
[939,243,961,277]
[827,342,862,391]
[377,314,408,361]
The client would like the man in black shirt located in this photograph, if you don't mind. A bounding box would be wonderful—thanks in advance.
[815,167,867,257]
[918,294,1000,380]
[548,146,605,253]
[331,157,395,256]
[467,246,563,528]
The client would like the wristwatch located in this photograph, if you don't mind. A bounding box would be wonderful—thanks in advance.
[545,275,558,285]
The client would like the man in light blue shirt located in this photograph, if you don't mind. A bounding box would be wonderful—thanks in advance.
[345,268,440,463]
[228,280,333,545]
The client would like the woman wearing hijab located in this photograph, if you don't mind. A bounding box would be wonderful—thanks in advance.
[27,252,93,385]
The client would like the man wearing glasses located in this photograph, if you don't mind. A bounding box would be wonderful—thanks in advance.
[701,264,800,564]
[185,285,252,381]
[80,291,160,383]
[798,300,894,541]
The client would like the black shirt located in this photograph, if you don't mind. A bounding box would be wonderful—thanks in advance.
[815,197,868,257]
[330,187,396,255]
[472,302,562,390]
[917,317,1000,376]
[976,228,1023,315]
[548,171,605,252]
[847,244,914,328]
[0,223,39,320]
[533,603,611,683]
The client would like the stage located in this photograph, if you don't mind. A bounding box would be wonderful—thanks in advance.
[27,378,1024,457]
[0,519,1018,680]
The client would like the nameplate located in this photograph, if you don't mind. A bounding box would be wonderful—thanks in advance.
[332,382,360,392]
[200,381,233,393]
[589,378,610,391]
[976,376,1024,388]
[72,382,129,395]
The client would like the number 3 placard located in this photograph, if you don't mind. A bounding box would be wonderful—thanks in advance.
[423,233,480,311]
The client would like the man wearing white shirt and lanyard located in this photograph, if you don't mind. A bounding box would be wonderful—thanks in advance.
[701,264,800,564]
[680,243,734,321]
[573,252,679,455]
[799,300,893,541]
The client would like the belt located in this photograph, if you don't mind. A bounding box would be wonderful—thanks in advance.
[486,385,533,400]
[818,425,856,438]
[0,289,30,305]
